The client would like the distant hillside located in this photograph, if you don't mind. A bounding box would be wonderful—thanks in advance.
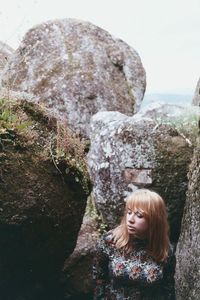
[142,93,193,107]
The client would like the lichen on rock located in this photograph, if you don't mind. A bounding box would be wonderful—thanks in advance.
[175,134,200,299]
[0,18,146,137]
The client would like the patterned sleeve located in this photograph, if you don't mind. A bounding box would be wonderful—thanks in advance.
[162,244,176,300]
[93,232,111,300]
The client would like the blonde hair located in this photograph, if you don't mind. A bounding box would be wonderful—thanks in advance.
[112,189,170,262]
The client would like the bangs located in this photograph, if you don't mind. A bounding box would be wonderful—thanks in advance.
[125,191,151,217]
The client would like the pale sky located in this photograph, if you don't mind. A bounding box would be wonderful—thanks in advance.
[0,0,199,95]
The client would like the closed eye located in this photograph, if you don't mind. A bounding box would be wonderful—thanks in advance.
[127,208,144,218]
[135,211,144,218]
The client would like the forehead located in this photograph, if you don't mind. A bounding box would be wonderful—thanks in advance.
[127,204,145,212]
[126,196,149,212]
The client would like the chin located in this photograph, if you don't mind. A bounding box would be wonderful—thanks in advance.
[127,229,136,235]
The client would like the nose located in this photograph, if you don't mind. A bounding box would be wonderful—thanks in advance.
[129,213,135,223]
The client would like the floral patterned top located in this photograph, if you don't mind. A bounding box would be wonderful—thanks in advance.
[93,230,176,300]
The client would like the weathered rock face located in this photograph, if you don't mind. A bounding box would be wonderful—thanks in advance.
[192,77,200,106]
[0,41,14,72]
[0,100,91,299]
[87,110,193,243]
[63,211,99,300]
[0,18,146,137]
[175,137,200,299]
[138,103,199,145]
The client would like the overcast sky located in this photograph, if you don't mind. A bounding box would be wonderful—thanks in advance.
[0,0,199,95]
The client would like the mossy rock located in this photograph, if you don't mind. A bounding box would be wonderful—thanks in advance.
[0,99,91,299]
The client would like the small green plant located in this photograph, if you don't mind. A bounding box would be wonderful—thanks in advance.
[0,99,16,129]
[85,196,98,218]
[98,221,108,234]
[85,196,108,234]
[0,98,32,150]
[0,98,32,131]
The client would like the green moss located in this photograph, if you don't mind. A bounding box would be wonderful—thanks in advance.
[0,98,91,198]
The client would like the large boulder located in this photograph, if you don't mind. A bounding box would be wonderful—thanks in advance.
[175,136,200,299]
[192,77,200,106]
[87,108,194,243]
[63,209,99,300]
[0,18,146,137]
[0,41,14,72]
[0,99,91,299]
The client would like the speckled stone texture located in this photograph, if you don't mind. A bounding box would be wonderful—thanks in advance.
[175,136,200,299]
[0,18,146,136]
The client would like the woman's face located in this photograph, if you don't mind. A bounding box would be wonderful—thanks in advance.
[126,206,149,239]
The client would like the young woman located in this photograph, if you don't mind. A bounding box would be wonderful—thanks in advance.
[93,189,176,299]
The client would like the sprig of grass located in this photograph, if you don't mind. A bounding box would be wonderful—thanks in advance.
[53,119,91,193]
[0,98,32,133]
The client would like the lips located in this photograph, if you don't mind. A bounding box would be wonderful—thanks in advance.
[127,225,136,231]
